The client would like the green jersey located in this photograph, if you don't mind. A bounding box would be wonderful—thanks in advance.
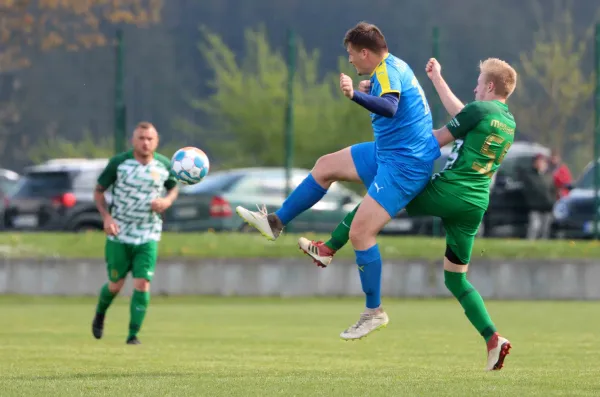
[435,100,515,209]
[97,150,177,245]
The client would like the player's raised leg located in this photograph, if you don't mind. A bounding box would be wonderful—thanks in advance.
[443,216,511,370]
[298,141,377,264]
[298,203,358,267]
[236,144,369,241]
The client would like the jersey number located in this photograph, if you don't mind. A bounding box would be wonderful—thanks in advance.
[411,77,430,115]
[442,140,464,172]
[472,135,511,177]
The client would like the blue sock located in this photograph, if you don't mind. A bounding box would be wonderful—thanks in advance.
[274,173,328,225]
[355,244,382,309]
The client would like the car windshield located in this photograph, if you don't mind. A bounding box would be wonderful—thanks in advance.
[577,165,595,189]
[13,171,72,197]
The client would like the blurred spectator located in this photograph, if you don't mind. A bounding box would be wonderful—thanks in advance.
[519,154,556,240]
[550,150,572,199]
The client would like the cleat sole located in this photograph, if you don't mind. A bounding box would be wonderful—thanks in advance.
[492,342,512,371]
[340,323,387,341]
[236,208,276,241]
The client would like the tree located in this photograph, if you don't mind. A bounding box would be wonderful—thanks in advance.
[0,0,162,72]
[0,0,163,167]
[512,1,596,169]
[28,130,114,163]
[179,26,371,169]
[28,129,181,163]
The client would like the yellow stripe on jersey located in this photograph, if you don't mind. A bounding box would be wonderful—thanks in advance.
[371,54,400,97]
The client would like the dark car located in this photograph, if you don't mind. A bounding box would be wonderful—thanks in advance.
[552,160,598,239]
[4,159,108,231]
[163,167,364,233]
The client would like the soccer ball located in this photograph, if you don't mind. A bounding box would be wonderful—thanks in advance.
[171,147,210,185]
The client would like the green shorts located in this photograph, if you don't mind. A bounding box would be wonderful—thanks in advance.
[406,181,485,264]
[105,239,158,282]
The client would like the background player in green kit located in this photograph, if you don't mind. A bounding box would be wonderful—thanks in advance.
[92,122,178,344]
[299,57,518,371]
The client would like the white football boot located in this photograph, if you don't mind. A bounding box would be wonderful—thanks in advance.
[235,205,283,241]
[485,332,512,371]
[340,309,389,341]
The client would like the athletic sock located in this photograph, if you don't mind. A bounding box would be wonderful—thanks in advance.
[325,204,359,251]
[96,283,117,315]
[444,270,497,342]
[274,173,328,225]
[355,244,382,309]
[128,289,150,339]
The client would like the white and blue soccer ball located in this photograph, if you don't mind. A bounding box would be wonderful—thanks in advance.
[171,147,210,185]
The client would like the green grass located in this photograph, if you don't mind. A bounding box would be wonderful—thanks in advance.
[0,232,596,259]
[1,297,599,396]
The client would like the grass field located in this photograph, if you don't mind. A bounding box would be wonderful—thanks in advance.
[0,232,596,259]
[1,297,599,396]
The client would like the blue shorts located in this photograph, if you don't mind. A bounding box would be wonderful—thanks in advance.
[351,142,435,217]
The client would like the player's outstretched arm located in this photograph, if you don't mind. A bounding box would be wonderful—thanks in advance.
[426,58,464,117]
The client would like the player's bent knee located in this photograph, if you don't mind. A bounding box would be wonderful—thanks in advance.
[311,148,358,185]
[348,226,362,246]
[133,278,151,292]
[312,154,341,184]
[443,246,469,273]
[108,279,125,294]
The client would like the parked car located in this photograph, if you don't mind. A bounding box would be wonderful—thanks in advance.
[401,141,551,238]
[552,159,598,239]
[4,159,108,231]
[164,167,366,233]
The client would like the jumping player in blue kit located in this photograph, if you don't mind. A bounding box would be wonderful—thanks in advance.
[236,22,440,340]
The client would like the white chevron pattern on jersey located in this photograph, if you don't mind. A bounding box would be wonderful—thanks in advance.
[109,158,171,245]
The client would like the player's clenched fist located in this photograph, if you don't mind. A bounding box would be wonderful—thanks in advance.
[340,73,354,99]
[358,80,371,94]
[425,58,442,81]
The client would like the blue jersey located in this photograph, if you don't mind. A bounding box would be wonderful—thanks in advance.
[369,54,440,165]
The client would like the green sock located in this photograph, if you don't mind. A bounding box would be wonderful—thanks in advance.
[325,203,360,251]
[128,289,150,339]
[444,270,497,342]
[96,283,117,315]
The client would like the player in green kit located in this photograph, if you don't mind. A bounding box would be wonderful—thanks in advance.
[299,58,517,371]
[91,122,178,345]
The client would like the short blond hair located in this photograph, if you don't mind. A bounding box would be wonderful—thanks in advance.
[479,58,517,99]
